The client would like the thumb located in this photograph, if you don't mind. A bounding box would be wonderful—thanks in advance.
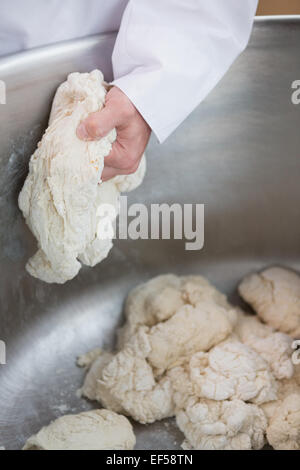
[77,106,117,141]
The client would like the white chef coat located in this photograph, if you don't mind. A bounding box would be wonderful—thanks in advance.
[0,0,258,142]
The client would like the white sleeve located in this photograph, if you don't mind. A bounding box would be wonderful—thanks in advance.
[112,0,258,143]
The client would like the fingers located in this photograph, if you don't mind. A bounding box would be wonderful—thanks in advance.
[101,166,121,181]
[101,162,138,181]
[77,106,120,141]
[76,86,151,183]
[105,140,140,172]
[101,139,141,181]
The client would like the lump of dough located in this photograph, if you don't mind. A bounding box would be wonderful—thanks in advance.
[261,365,300,421]
[118,274,184,348]
[266,393,300,450]
[82,297,237,422]
[76,348,103,368]
[118,274,237,349]
[239,267,300,337]
[79,351,124,413]
[235,312,294,380]
[180,275,233,312]
[176,397,267,450]
[188,340,277,404]
[23,409,136,450]
[18,70,146,284]
[77,272,299,449]
[260,365,300,450]
[147,301,237,374]
[168,360,266,449]
[81,275,237,422]
[82,329,174,424]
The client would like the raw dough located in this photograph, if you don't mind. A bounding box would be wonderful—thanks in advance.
[19,70,146,283]
[118,274,237,350]
[79,350,122,413]
[239,267,300,337]
[81,275,237,423]
[260,365,300,450]
[168,361,267,450]
[118,274,184,347]
[188,340,277,404]
[235,312,294,380]
[23,409,136,450]
[147,301,236,374]
[79,272,299,450]
[266,393,300,450]
[81,329,174,424]
[177,398,267,450]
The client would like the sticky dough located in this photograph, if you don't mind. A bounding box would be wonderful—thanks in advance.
[18,70,145,284]
[23,409,136,450]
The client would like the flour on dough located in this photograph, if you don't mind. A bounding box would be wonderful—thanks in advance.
[81,275,238,424]
[23,409,136,450]
[19,70,146,283]
[80,272,300,450]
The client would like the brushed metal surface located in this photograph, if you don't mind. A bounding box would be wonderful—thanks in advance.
[0,18,300,450]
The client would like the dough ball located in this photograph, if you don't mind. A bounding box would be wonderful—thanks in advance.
[266,393,300,450]
[239,267,300,337]
[23,409,135,450]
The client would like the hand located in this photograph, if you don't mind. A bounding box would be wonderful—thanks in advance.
[77,86,151,181]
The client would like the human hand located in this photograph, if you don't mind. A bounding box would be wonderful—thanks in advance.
[77,86,151,181]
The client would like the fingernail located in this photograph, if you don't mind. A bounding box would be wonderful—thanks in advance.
[77,123,90,140]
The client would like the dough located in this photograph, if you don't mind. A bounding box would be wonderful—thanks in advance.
[19,70,146,283]
[23,409,136,450]
[147,301,236,374]
[79,272,299,450]
[261,365,300,420]
[168,360,267,450]
[260,365,300,450]
[235,312,294,380]
[118,274,237,349]
[81,329,175,424]
[81,275,237,423]
[266,393,300,450]
[118,274,184,347]
[239,267,300,337]
[188,340,277,404]
[79,351,123,413]
[176,398,267,451]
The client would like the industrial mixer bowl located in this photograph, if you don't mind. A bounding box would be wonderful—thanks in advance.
[0,17,300,450]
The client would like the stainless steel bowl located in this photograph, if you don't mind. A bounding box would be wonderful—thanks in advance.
[0,17,300,450]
